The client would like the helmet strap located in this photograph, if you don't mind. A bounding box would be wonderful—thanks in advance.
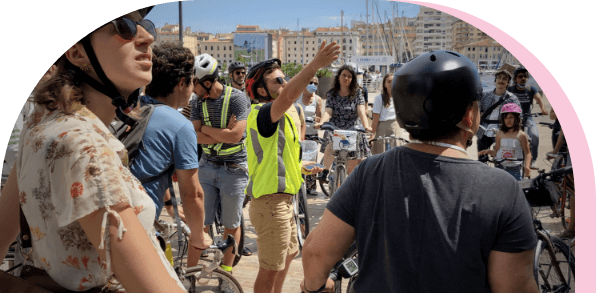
[80,36,139,125]
[199,80,214,97]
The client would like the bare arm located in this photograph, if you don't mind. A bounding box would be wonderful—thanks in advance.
[357,104,371,131]
[315,96,323,122]
[487,249,538,293]
[549,107,557,120]
[315,108,333,129]
[163,188,186,223]
[201,120,247,144]
[298,104,306,141]
[302,209,355,292]
[371,113,380,135]
[479,132,501,157]
[78,204,186,293]
[519,132,532,177]
[0,165,20,258]
[175,168,211,261]
[551,129,566,154]
[192,119,221,145]
[534,93,548,115]
[270,41,340,123]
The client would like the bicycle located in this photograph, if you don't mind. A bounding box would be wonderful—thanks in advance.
[328,242,359,293]
[155,220,245,293]
[521,166,575,292]
[318,122,367,198]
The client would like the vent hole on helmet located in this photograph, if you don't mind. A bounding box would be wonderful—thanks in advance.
[430,54,436,62]
[201,63,209,68]
[447,51,460,57]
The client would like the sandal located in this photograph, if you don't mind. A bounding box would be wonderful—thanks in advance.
[242,247,253,256]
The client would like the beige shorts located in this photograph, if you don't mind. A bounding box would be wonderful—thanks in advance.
[249,194,299,271]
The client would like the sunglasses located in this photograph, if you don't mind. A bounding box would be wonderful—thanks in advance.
[309,81,319,86]
[271,76,286,85]
[235,71,246,76]
[111,17,157,40]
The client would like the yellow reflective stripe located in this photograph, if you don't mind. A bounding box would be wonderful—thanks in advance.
[216,143,244,155]
[214,87,234,153]
[208,61,218,74]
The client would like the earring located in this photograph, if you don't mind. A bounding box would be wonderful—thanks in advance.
[79,63,91,72]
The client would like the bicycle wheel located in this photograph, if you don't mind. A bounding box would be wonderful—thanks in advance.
[184,267,244,293]
[208,206,245,267]
[319,157,330,197]
[294,185,310,249]
[533,237,574,293]
[330,165,347,198]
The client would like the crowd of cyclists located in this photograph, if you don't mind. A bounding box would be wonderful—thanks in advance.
[0,5,574,293]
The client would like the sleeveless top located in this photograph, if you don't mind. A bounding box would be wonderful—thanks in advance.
[496,134,524,167]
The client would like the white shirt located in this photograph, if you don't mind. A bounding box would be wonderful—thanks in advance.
[295,94,320,135]
[372,94,396,121]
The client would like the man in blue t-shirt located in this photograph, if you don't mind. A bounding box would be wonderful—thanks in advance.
[129,43,211,267]
[507,67,548,169]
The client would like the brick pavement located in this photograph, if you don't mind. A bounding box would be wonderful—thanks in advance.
[162,91,573,292]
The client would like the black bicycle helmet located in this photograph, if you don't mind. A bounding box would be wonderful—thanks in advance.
[392,50,482,131]
[512,65,529,85]
[66,6,154,126]
[228,61,246,74]
[245,58,282,102]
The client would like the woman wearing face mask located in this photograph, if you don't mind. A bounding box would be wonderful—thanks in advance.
[370,74,400,155]
[0,7,186,292]
[295,76,324,195]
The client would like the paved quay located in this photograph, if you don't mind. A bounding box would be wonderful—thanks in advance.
[162,91,574,292]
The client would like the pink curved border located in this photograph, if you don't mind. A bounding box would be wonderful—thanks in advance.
[405,0,590,288]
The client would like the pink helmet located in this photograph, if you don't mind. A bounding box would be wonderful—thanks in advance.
[501,103,522,114]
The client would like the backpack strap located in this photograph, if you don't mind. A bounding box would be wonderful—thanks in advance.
[481,93,508,125]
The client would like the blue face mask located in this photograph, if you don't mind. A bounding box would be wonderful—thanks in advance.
[307,84,317,93]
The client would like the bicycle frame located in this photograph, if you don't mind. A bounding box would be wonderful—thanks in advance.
[534,225,568,285]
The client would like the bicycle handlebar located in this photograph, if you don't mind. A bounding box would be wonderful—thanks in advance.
[320,122,367,133]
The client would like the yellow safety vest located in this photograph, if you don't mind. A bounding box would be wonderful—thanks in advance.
[245,103,303,198]
[201,86,245,156]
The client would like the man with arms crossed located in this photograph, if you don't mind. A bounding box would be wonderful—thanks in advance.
[301,51,538,293]
[190,54,251,272]
[244,40,339,293]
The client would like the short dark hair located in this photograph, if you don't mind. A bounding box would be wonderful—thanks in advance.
[145,42,194,98]
[406,101,474,141]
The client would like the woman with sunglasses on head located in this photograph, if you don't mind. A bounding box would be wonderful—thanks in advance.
[314,64,372,178]
[295,76,324,195]
[0,7,186,292]
[370,73,400,155]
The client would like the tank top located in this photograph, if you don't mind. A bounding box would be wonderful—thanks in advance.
[295,94,319,135]
[496,134,524,167]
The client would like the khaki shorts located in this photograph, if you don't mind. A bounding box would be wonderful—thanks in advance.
[249,194,299,271]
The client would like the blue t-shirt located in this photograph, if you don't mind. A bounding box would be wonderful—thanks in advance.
[130,96,199,219]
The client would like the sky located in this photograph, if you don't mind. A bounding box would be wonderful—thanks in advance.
[148,0,420,34]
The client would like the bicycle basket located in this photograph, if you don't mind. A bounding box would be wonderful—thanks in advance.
[332,130,358,151]
[301,140,318,163]
[523,176,559,207]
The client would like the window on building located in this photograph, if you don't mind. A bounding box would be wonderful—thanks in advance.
[205,46,208,50]
[318,39,321,43]
[229,46,232,50]
[217,54,220,58]
[288,54,291,57]
[306,41,308,44]
[349,46,352,51]
[224,54,226,58]
[306,54,309,57]
[288,41,290,44]
[294,48,296,51]
[472,47,475,51]
[211,46,213,50]
[350,39,352,43]
[294,41,296,44]
[224,46,226,51]
[343,45,346,50]
[217,46,219,50]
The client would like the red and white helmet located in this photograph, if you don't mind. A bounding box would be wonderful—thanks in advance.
[501,103,522,114]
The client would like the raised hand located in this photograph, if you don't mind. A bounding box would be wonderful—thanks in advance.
[311,40,341,70]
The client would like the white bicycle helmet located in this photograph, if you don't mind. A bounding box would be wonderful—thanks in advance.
[194,54,219,82]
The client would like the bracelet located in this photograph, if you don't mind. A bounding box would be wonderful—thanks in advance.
[303,282,326,293]
[164,199,173,206]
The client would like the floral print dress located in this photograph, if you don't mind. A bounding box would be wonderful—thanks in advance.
[16,103,185,291]
[323,88,371,159]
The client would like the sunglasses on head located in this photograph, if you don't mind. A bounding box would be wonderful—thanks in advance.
[110,17,157,40]
[309,81,319,86]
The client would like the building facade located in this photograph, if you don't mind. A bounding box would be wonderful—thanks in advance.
[200,38,235,68]
[412,6,458,56]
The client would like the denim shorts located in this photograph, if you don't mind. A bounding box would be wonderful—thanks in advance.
[199,158,248,228]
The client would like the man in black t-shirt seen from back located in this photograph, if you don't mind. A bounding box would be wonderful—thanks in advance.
[301,51,538,293]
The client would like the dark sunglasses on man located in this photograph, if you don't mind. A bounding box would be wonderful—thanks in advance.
[235,71,246,76]
[110,17,157,40]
